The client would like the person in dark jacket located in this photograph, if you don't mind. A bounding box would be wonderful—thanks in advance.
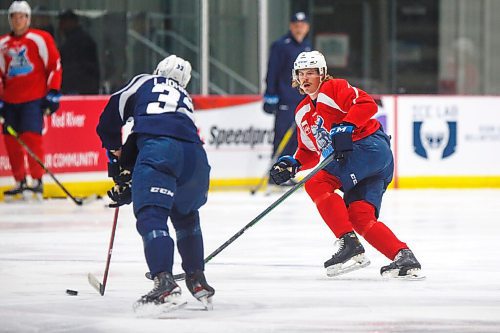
[263,12,312,165]
[58,9,100,94]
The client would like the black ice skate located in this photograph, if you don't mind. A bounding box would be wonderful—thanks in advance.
[324,231,370,277]
[28,179,43,201]
[380,249,424,280]
[185,270,215,310]
[133,272,186,317]
[3,179,29,201]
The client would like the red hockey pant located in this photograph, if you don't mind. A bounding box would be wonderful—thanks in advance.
[4,132,44,181]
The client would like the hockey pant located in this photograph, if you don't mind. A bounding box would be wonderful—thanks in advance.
[133,135,210,277]
[3,132,44,181]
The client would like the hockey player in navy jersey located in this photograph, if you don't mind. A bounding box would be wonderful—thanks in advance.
[96,55,214,314]
[270,51,423,280]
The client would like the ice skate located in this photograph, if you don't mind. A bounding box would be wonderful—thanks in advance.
[185,270,215,310]
[3,179,30,202]
[133,272,187,317]
[380,249,425,280]
[324,232,370,277]
[28,179,44,201]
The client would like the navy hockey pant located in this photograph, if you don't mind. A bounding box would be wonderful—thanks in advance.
[133,135,210,277]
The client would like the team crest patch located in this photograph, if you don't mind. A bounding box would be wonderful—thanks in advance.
[7,46,33,77]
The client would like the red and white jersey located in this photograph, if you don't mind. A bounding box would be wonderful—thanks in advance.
[0,28,62,103]
[293,79,380,170]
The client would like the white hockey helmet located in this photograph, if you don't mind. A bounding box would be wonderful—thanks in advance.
[154,55,192,88]
[292,51,327,83]
[8,1,31,28]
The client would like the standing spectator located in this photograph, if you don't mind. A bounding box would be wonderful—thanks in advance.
[0,1,62,200]
[263,11,311,183]
[97,55,214,314]
[270,51,423,279]
[58,9,100,94]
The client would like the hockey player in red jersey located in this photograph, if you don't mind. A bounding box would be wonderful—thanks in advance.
[270,51,423,279]
[0,1,62,200]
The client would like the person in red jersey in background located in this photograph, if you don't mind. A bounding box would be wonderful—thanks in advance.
[270,51,423,279]
[0,1,62,200]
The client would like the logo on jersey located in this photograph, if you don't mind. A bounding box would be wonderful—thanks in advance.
[412,103,458,160]
[311,116,333,158]
[7,46,33,77]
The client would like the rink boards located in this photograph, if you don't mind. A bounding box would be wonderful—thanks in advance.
[1,95,499,199]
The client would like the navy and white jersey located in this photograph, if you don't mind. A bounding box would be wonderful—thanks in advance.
[97,74,201,150]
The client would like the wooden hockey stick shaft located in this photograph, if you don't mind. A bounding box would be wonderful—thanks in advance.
[88,207,120,295]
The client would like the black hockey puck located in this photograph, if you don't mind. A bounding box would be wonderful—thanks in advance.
[66,289,78,296]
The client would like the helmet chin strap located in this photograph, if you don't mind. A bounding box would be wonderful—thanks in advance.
[306,75,325,99]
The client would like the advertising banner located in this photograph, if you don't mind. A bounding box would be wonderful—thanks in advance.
[397,96,500,176]
[1,94,499,194]
[0,97,108,182]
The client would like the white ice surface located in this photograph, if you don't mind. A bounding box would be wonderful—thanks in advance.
[1,189,500,332]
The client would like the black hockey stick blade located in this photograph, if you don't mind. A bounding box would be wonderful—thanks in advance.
[76,194,101,205]
[87,273,105,296]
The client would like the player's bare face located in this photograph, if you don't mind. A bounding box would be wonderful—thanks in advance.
[10,13,29,36]
[298,69,321,97]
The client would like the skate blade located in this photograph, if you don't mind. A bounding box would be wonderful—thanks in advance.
[3,189,32,202]
[133,297,187,318]
[326,254,371,277]
[198,296,213,311]
[381,268,426,280]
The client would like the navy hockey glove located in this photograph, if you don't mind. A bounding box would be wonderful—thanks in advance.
[107,181,132,208]
[329,122,355,160]
[107,151,132,208]
[263,94,279,114]
[270,155,300,185]
[43,90,61,115]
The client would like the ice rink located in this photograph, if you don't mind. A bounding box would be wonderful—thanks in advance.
[1,189,499,332]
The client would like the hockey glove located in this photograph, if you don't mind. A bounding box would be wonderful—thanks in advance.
[107,181,132,208]
[270,155,300,185]
[263,94,279,114]
[107,150,133,207]
[43,90,62,115]
[0,100,4,119]
[330,122,355,160]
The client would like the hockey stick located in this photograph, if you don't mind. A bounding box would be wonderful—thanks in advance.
[2,122,84,206]
[172,153,336,281]
[250,122,296,195]
[88,207,120,295]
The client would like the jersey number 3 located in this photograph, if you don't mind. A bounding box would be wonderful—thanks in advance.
[146,83,193,114]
